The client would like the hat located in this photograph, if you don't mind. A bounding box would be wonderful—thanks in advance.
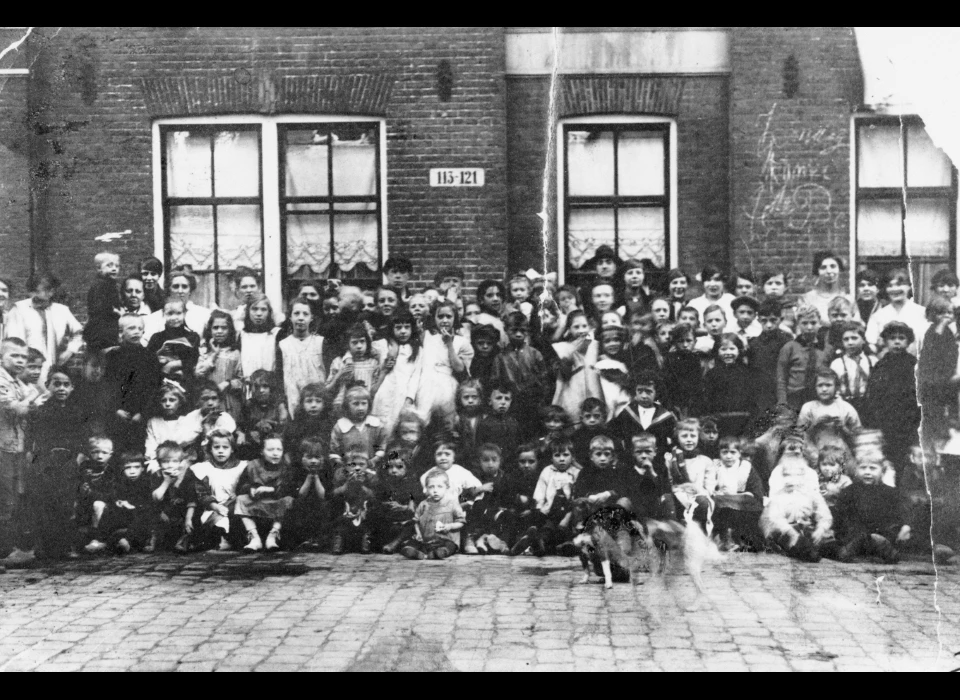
[731,296,760,313]
[471,324,499,343]
[584,245,620,271]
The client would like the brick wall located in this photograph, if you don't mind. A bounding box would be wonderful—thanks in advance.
[729,27,862,294]
[0,74,31,294]
[23,27,508,316]
[506,74,730,281]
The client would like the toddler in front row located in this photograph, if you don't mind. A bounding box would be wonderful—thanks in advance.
[401,469,465,560]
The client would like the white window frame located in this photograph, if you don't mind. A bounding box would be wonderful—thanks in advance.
[152,115,388,311]
[556,115,678,284]
[848,113,959,299]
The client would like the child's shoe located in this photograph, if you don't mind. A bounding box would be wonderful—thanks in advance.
[84,540,107,555]
[218,536,233,552]
[4,548,36,566]
[555,541,580,558]
[462,535,478,555]
[509,527,537,556]
[381,537,402,555]
[360,532,372,555]
[485,535,508,554]
[115,538,132,555]
[243,531,263,552]
[265,530,281,552]
[142,534,157,553]
[330,533,344,555]
[174,534,190,554]
[871,534,899,564]
[475,535,489,554]
[400,544,427,560]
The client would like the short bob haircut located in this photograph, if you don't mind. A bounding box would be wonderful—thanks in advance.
[812,251,845,276]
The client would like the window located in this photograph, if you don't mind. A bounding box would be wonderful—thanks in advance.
[156,117,385,309]
[855,116,957,305]
[561,120,674,286]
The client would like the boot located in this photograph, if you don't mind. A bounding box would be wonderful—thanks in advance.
[331,533,344,555]
[381,536,403,555]
[462,534,478,555]
[401,544,427,560]
[485,535,508,554]
[360,532,372,555]
[475,535,489,554]
[243,530,263,552]
[115,538,131,555]
[265,528,281,552]
[510,526,537,556]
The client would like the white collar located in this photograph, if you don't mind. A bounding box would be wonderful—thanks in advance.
[336,415,382,431]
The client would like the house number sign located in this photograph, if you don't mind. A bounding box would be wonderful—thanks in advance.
[429,168,485,187]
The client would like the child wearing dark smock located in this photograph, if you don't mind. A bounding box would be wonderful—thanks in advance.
[235,435,297,552]
[95,452,155,554]
[834,456,910,564]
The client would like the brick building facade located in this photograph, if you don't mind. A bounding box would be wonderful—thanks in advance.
[0,27,954,316]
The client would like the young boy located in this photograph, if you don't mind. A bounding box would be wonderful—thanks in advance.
[401,468,466,560]
[469,324,500,392]
[607,371,677,458]
[79,436,117,554]
[728,296,762,344]
[463,443,513,554]
[862,321,921,466]
[0,337,49,567]
[834,457,910,564]
[760,455,836,563]
[514,436,580,556]
[152,441,190,552]
[856,268,883,325]
[797,369,862,436]
[490,313,549,440]
[22,349,46,391]
[330,450,378,555]
[571,398,611,469]
[748,299,793,413]
[383,255,413,304]
[102,314,163,452]
[571,435,624,536]
[83,252,123,353]
[507,274,534,321]
[829,320,874,417]
[776,303,828,411]
[503,443,543,548]
[375,446,420,554]
[618,433,674,520]
[95,451,155,554]
[475,383,521,466]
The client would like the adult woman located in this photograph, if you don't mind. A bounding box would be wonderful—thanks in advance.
[801,251,858,324]
[4,272,84,381]
[664,269,690,321]
[144,267,215,343]
[474,280,508,345]
[688,265,736,321]
[416,300,474,432]
[229,267,266,331]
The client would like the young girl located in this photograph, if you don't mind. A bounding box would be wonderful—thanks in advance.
[190,381,238,445]
[375,446,420,554]
[649,297,671,324]
[556,285,582,317]
[235,434,297,552]
[146,299,201,389]
[416,300,474,433]
[662,322,703,418]
[702,333,759,437]
[238,370,289,460]
[665,268,690,321]
[665,418,717,531]
[326,322,383,412]
[183,429,248,551]
[145,381,202,465]
[455,378,485,472]
[711,436,766,551]
[552,310,602,428]
[238,293,279,395]
[617,259,650,319]
[372,310,424,438]
[277,298,326,416]
[196,309,242,420]
[285,436,329,551]
[152,441,191,553]
[329,384,386,470]
[283,382,333,466]
[817,446,852,509]
[595,322,633,422]
[918,297,958,447]
[689,265,735,321]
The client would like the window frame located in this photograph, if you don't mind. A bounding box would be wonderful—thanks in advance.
[851,114,958,291]
[152,115,388,311]
[557,115,678,285]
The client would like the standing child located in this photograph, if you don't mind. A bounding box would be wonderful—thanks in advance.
[662,323,703,418]
[416,301,473,433]
[95,451,155,554]
[455,379,485,471]
[728,296,762,345]
[624,309,660,377]
[490,312,549,440]
[552,310,602,427]
[146,299,201,389]
[777,303,828,411]
[372,310,423,438]
[83,252,123,353]
[506,274,534,321]
[665,269,690,321]
[103,314,162,452]
[400,469,466,560]
[235,434,297,552]
[196,310,242,421]
[760,455,836,562]
[238,370,289,460]
[918,297,958,446]
[608,371,677,457]
[151,441,191,552]
[469,324,500,394]
[797,369,862,435]
[617,259,651,320]
[278,298,326,417]
[834,457,910,564]
[326,323,383,412]
[711,436,765,550]
[21,349,46,392]
[828,320,875,418]
[329,384,386,471]
[139,256,166,318]
[702,333,759,437]
[182,429,247,552]
[475,383,521,468]
[238,294,279,389]
[383,255,414,305]
[594,321,633,423]
[696,305,728,373]
[536,405,571,458]
[698,417,721,460]
[749,300,793,414]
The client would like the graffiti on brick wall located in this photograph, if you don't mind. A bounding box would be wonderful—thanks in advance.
[744,103,849,244]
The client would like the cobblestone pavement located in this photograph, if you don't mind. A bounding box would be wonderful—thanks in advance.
[0,551,957,672]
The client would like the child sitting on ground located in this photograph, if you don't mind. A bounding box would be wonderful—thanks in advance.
[77,436,116,554]
[90,451,155,555]
[760,455,836,562]
[617,433,674,521]
[330,451,378,554]
[151,441,190,552]
[400,468,466,560]
[375,446,420,554]
[817,445,852,510]
[834,454,910,564]
[419,441,482,503]
[711,436,765,551]
[665,418,717,532]
[515,437,580,557]
[283,437,328,551]
[571,435,623,533]
[462,443,513,555]
[182,429,247,552]
[235,434,297,552]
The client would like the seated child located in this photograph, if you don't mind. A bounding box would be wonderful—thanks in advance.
[392,411,433,480]
[711,436,765,551]
[282,382,331,467]
[330,450,378,555]
[462,443,514,555]
[419,441,482,503]
[151,441,191,552]
[817,445,852,510]
[571,435,622,537]
[77,436,115,554]
[238,369,289,460]
[283,437,329,551]
[760,455,836,562]
[235,434,297,552]
[375,446,420,554]
[617,433,674,521]
[400,468,466,560]
[664,418,716,532]
[182,429,248,552]
[502,443,543,550]
[89,451,155,554]
[797,369,861,436]
[767,428,819,495]
[899,445,958,563]
[834,456,910,564]
[607,371,678,457]
[515,437,580,557]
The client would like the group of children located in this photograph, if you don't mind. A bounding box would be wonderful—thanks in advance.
[0,247,957,570]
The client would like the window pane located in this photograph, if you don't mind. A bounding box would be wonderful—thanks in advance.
[285,129,329,197]
[213,131,260,197]
[333,210,379,272]
[905,198,951,257]
[170,205,215,270]
[618,208,666,267]
[858,124,903,188]
[216,205,262,270]
[568,130,614,196]
[618,131,665,196]
[190,272,218,311]
[166,131,211,197]
[567,208,615,269]
[856,200,902,257]
[907,125,953,187]
[286,212,331,277]
[332,126,378,197]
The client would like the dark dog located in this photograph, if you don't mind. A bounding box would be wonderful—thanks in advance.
[572,506,647,588]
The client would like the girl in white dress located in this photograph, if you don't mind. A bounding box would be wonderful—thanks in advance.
[552,310,602,427]
[416,300,474,433]
[372,309,424,437]
[238,295,280,399]
[277,298,326,416]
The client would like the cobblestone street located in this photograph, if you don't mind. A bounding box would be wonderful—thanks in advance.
[0,552,957,672]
